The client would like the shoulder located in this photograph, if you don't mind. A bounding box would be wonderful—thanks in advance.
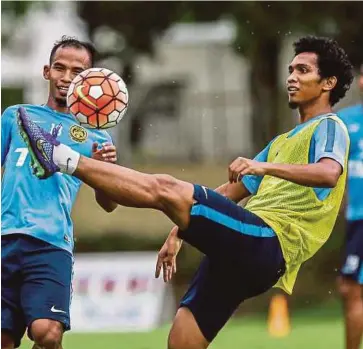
[2,104,30,123]
[2,104,22,117]
[315,114,348,132]
[2,104,46,117]
[313,115,349,146]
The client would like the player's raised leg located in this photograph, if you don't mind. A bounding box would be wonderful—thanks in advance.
[74,155,194,229]
[17,106,194,230]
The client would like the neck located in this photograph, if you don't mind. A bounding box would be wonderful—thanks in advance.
[298,101,332,123]
[46,95,69,114]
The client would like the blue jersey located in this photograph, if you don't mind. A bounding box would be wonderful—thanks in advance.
[1,104,112,254]
[243,113,348,200]
[338,104,363,221]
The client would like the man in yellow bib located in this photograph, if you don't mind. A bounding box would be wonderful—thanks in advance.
[19,36,353,349]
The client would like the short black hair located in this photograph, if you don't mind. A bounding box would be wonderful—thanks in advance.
[49,35,97,67]
[293,36,353,106]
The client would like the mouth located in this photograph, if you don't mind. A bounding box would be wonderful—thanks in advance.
[57,86,69,95]
[287,86,299,93]
[287,86,299,95]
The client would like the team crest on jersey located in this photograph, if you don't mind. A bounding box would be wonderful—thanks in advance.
[69,125,88,143]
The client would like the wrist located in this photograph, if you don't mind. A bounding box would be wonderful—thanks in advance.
[168,226,179,239]
[262,162,274,176]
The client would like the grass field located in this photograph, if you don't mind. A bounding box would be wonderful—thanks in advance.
[20,302,362,349]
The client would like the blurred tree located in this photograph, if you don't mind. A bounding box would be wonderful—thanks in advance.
[1,1,49,47]
[79,1,363,152]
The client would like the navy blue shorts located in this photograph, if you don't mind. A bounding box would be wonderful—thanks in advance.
[1,234,73,348]
[178,185,285,342]
[340,220,363,284]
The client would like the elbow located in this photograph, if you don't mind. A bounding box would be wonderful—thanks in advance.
[323,171,341,188]
[95,194,118,213]
[102,201,118,213]
[103,205,116,213]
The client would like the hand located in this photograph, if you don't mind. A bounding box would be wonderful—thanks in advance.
[92,142,117,163]
[228,157,269,183]
[155,229,183,283]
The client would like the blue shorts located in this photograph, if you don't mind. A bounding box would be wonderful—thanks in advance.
[1,234,73,348]
[340,220,363,284]
[178,185,285,342]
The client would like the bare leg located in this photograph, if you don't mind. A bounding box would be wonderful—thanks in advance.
[337,276,363,349]
[74,156,195,230]
[168,308,209,349]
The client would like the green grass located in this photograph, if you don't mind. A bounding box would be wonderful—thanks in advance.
[20,303,362,349]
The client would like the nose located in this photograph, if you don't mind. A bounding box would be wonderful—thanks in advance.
[61,70,73,83]
[287,72,297,85]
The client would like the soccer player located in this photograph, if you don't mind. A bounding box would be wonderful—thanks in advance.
[18,36,353,349]
[1,36,118,349]
[337,63,363,349]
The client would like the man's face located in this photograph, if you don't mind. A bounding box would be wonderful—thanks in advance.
[286,52,328,109]
[43,46,91,107]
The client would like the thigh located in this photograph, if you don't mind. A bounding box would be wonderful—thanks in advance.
[20,237,74,333]
[179,185,276,262]
[1,236,27,348]
[341,220,363,284]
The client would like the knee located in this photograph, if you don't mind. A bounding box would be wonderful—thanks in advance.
[167,308,209,349]
[168,330,208,349]
[337,276,361,300]
[30,319,63,349]
[168,330,187,349]
[1,332,14,349]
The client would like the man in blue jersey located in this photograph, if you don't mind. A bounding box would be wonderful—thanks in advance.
[1,36,118,349]
[337,64,363,349]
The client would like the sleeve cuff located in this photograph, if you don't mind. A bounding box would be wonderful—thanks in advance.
[316,152,345,169]
[242,175,259,195]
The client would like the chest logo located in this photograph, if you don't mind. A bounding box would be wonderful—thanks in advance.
[69,125,88,143]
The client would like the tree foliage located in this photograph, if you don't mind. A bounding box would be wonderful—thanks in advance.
[78,1,362,150]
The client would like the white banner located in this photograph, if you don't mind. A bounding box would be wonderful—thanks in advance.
[71,252,174,332]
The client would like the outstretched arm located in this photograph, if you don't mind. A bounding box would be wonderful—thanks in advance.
[229,157,343,188]
[229,118,349,188]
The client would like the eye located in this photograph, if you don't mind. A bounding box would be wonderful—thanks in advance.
[53,65,64,72]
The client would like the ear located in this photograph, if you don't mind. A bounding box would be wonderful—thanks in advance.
[43,65,50,80]
[322,76,337,92]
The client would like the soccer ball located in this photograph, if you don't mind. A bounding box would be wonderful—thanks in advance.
[67,67,129,129]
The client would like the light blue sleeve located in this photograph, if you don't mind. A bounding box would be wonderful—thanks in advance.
[241,138,275,195]
[1,107,15,166]
[101,130,113,144]
[312,118,348,168]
